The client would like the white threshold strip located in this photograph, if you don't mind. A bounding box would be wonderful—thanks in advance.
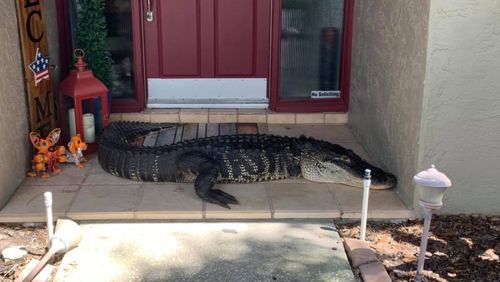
[147,78,269,109]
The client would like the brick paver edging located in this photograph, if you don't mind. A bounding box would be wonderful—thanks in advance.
[344,238,391,282]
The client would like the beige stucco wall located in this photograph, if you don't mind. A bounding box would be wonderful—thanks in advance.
[0,1,31,207]
[419,1,500,214]
[348,0,430,208]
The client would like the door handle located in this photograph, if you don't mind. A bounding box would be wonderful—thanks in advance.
[146,0,154,22]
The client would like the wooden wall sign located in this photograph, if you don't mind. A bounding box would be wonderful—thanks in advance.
[16,0,56,133]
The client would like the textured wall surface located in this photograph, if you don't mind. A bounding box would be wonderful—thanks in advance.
[420,1,500,214]
[0,1,31,207]
[349,0,430,207]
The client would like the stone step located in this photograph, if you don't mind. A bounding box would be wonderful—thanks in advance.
[0,124,411,222]
[112,109,348,124]
[0,157,411,222]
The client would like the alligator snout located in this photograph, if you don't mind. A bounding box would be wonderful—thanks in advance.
[373,172,397,190]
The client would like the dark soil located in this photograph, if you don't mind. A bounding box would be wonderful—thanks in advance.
[0,223,62,281]
[338,214,500,282]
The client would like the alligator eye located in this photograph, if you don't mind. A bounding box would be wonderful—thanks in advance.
[322,157,335,163]
[340,155,351,164]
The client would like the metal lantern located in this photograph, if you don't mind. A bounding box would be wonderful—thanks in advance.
[413,165,452,282]
[58,50,109,154]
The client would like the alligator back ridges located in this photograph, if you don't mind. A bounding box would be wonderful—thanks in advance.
[97,122,322,183]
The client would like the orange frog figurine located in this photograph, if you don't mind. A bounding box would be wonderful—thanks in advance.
[28,128,68,178]
[66,134,88,168]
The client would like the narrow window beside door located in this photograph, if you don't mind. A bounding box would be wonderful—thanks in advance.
[69,0,136,100]
[280,0,344,99]
[104,1,135,100]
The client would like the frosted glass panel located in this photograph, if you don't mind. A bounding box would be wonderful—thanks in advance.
[280,0,344,99]
[104,0,135,99]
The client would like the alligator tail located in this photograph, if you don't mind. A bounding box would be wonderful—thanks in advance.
[98,122,175,181]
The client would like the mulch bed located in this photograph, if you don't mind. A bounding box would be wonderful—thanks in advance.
[0,223,63,281]
[338,215,500,281]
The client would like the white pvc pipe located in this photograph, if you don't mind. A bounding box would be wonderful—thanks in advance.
[414,203,433,282]
[360,169,371,241]
[44,192,54,246]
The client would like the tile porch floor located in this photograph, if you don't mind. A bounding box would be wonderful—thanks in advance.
[0,124,411,222]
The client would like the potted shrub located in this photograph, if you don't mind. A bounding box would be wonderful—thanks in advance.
[75,0,113,128]
[75,0,113,89]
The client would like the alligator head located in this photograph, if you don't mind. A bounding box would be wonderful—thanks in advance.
[300,142,397,190]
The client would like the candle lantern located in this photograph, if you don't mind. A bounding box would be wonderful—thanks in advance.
[58,50,109,154]
[413,165,452,282]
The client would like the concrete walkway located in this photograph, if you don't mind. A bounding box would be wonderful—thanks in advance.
[54,221,355,282]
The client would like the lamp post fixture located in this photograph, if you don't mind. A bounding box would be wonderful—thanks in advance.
[413,165,451,282]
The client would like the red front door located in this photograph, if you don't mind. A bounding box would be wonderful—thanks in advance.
[143,0,271,108]
[57,0,353,113]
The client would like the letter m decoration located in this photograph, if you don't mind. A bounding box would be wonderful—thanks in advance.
[16,0,56,132]
[34,92,52,123]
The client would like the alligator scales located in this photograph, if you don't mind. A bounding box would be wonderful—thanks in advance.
[98,122,397,208]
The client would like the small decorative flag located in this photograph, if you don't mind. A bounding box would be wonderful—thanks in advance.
[29,48,50,86]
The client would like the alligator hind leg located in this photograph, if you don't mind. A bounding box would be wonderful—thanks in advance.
[195,166,239,209]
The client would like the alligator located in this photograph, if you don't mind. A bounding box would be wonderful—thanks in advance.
[98,122,397,208]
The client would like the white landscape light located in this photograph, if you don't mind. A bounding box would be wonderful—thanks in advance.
[359,169,371,241]
[43,192,54,245]
[413,165,452,282]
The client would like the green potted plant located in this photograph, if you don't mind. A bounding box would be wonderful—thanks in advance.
[75,0,113,128]
[75,0,113,89]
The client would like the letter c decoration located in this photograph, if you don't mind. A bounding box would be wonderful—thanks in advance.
[27,10,44,43]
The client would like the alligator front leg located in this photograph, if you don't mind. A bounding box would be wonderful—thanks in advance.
[177,152,239,209]
[195,165,239,209]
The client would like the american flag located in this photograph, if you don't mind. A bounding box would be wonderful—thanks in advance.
[29,48,50,86]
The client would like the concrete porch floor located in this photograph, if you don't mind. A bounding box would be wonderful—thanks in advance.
[0,124,411,222]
